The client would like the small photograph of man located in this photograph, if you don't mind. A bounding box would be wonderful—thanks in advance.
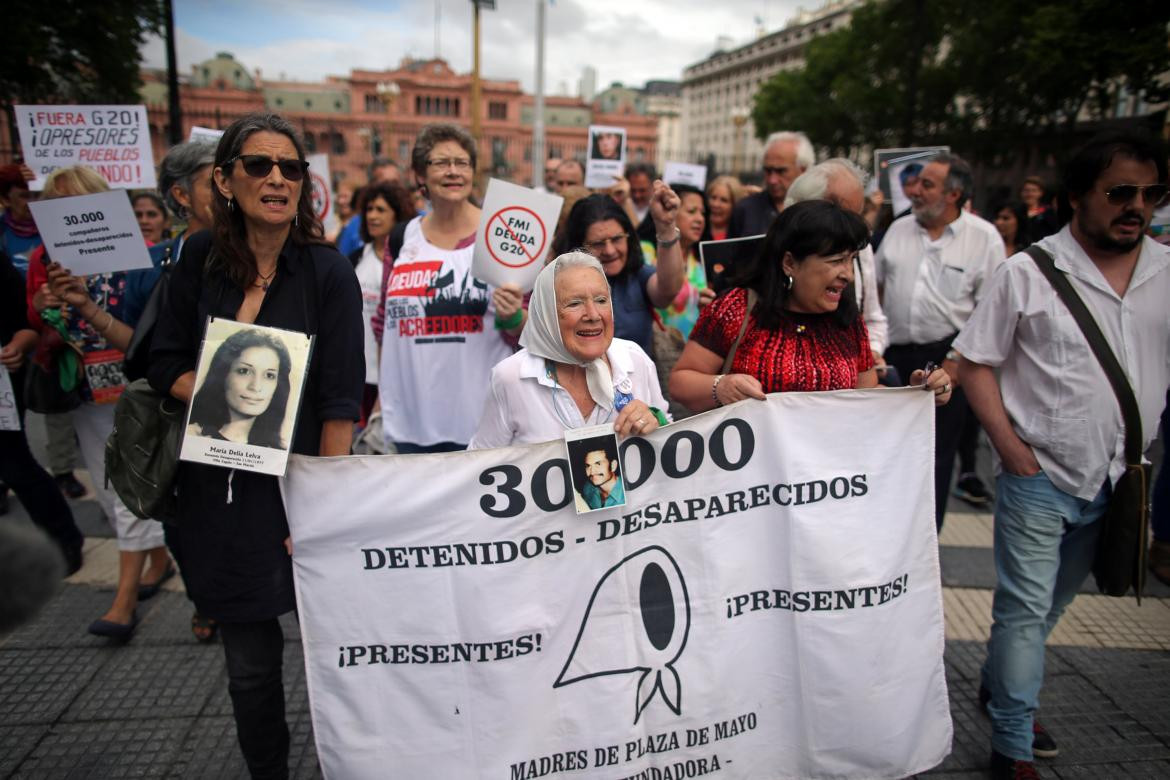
[565,430,626,514]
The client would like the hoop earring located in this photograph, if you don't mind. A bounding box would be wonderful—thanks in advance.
[227,198,235,213]
[294,213,299,228]
[784,274,793,291]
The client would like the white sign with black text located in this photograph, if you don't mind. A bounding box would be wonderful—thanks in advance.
[188,126,225,145]
[283,388,952,779]
[585,124,627,189]
[663,162,707,191]
[28,191,152,276]
[0,366,19,431]
[15,105,156,190]
[472,178,563,291]
[306,154,339,237]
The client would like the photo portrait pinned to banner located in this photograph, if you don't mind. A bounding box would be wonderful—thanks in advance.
[180,318,313,476]
[585,125,627,189]
[565,424,626,514]
[874,147,949,217]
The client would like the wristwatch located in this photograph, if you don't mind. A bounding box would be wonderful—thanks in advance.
[944,349,960,362]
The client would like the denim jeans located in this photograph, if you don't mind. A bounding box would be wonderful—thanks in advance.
[980,469,1108,760]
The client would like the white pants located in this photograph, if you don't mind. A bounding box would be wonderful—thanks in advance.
[72,402,166,552]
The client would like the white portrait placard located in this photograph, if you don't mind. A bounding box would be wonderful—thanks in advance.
[585,125,627,189]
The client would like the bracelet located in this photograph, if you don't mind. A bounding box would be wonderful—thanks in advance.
[494,308,524,331]
[656,227,681,249]
[96,310,115,333]
[648,406,669,427]
[712,374,725,407]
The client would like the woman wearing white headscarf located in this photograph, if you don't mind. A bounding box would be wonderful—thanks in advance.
[468,252,669,449]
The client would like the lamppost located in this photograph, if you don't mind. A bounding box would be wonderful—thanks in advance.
[375,80,401,165]
[731,107,750,177]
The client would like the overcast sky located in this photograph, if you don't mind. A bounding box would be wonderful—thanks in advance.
[141,0,810,95]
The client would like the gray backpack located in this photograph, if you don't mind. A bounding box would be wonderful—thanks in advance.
[105,379,186,524]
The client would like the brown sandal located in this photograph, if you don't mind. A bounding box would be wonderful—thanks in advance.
[191,612,218,643]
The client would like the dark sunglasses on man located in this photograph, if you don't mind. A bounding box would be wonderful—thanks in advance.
[1104,183,1169,207]
[228,154,310,182]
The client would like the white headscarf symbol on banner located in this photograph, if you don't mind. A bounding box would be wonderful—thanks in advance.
[554,545,691,723]
[519,252,616,412]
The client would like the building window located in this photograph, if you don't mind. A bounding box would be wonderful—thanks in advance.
[331,132,346,156]
[398,140,410,164]
[488,101,507,120]
[304,132,316,153]
[275,97,284,106]
[548,144,562,159]
[305,99,313,109]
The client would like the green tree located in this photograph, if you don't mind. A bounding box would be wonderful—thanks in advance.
[752,0,1170,163]
[2,1,164,109]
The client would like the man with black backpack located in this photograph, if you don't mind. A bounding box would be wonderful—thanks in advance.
[956,131,1170,780]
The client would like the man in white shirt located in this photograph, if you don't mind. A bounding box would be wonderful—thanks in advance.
[876,153,1005,528]
[785,158,893,382]
[955,131,1170,780]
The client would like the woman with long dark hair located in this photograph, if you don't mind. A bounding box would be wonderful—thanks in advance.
[669,201,952,410]
[554,186,684,356]
[187,328,292,449]
[148,112,364,778]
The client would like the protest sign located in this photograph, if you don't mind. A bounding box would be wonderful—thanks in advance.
[0,366,19,431]
[874,147,948,216]
[188,126,224,145]
[306,154,339,237]
[698,234,764,295]
[585,125,627,189]
[284,388,952,779]
[472,179,563,290]
[663,162,707,191]
[180,319,313,477]
[564,424,626,514]
[29,191,152,276]
[15,105,156,190]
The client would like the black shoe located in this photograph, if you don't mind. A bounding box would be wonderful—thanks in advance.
[137,563,176,600]
[87,612,138,641]
[953,472,990,506]
[990,750,1039,780]
[979,685,1059,758]
[54,473,87,499]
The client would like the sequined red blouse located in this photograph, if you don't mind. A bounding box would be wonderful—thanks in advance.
[691,287,874,392]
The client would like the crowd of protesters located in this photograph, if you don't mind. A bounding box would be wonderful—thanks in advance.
[1,111,1168,780]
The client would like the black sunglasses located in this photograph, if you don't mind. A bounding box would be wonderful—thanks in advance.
[229,155,309,181]
[1104,183,1169,206]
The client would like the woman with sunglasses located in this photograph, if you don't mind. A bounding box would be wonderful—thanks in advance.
[148,112,364,778]
[375,123,521,453]
[554,185,685,358]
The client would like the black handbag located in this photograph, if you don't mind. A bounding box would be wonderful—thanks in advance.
[23,351,81,414]
[1025,246,1150,600]
[123,242,174,382]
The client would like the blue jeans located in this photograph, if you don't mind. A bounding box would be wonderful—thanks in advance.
[980,469,1108,760]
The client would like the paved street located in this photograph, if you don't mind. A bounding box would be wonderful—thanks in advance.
[2,414,1168,778]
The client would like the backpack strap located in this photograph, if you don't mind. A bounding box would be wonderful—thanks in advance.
[1024,245,1143,465]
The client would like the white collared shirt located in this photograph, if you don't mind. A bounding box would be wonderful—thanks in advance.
[856,244,889,355]
[876,210,1005,345]
[954,227,1170,500]
[468,338,669,450]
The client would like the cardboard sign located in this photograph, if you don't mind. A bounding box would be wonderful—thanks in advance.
[180,318,313,477]
[663,161,707,191]
[188,126,224,145]
[0,366,19,432]
[306,154,339,237]
[585,125,626,189]
[472,178,563,291]
[28,191,152,276]
[15,105,156,190]
[698,234,765,295]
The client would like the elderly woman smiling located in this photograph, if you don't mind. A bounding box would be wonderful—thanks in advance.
[469,252,669,449]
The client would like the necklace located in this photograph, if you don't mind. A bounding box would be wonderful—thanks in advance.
[547,361,612,429]
[253,266,277,290]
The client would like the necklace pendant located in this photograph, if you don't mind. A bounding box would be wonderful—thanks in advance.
[796,324,807,334]
[261,281,269,291]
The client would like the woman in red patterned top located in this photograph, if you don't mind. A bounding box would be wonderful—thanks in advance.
[669,200,952,410]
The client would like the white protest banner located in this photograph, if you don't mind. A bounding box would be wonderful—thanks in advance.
[188,126,224,145]
[663,162,707,191]
[306,154,339,237]
[585,125,627,189]
[472,178,563,290]
[181,319,313,477]
[15,105,156,191]
[29,191,152,276]
[284,388,952,779]
[0,366,19,431]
